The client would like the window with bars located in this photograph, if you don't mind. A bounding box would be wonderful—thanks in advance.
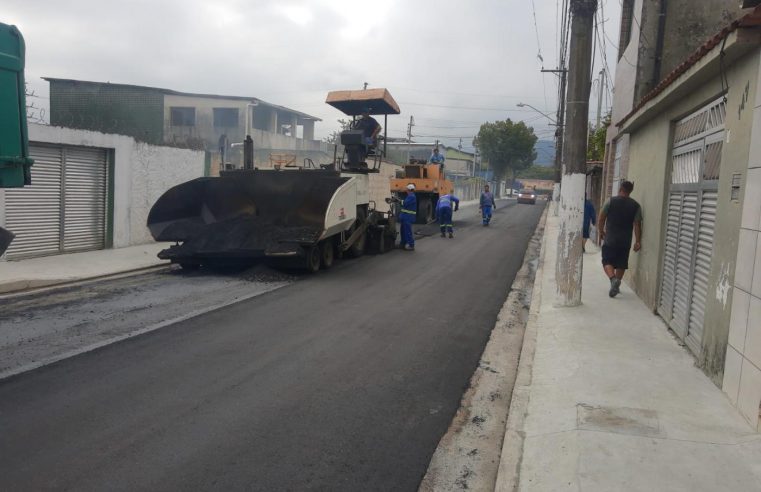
[673,98,726,147]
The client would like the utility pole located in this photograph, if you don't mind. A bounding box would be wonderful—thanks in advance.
[596,68,605,128]
[555,0,597,307]
[406,115,415,164]
[542,67,568,208]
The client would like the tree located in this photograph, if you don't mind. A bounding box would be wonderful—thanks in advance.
[323,118,352,144]
[518,165,555,180]
[475,119,538,179]
[586,114,610,161]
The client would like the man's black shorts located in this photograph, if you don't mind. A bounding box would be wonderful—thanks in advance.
[601,243,630,269]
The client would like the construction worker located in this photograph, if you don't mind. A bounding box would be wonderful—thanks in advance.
[354,107,382,157]
[436,193,459,238]
[429,147,445,164]
[399,184,417,251]
[480,184,496,226]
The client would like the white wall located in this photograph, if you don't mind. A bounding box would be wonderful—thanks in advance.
[0,124,205,252]
[724,54,761,431]
[129,142,206,245]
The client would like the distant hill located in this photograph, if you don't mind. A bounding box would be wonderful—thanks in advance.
[533,139,555,167]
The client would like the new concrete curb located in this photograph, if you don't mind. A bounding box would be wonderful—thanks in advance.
[493,204,550,492]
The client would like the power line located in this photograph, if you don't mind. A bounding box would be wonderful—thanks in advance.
[399,101,553,112]
[393,86,545,100]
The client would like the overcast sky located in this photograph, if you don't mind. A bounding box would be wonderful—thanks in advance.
[8,0,620,153]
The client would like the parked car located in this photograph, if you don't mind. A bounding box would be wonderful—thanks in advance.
[517,189,537,205]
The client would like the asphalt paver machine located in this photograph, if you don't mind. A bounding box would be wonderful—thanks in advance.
[147,89,401,272]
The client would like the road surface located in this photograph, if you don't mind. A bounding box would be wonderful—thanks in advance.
[0,199,544,491]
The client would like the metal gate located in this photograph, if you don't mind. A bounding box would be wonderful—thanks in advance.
[4,143,107,259]
[658,98,724,355]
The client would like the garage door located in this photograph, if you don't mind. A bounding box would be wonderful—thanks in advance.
[4,143,108,259]
[657,98,724,356]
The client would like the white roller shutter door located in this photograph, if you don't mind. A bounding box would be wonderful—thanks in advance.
[3,143,107,259]
[4,145,63,259]
[63,147,107,252]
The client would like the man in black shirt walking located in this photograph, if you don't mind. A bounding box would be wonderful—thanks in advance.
[598,181,642,297]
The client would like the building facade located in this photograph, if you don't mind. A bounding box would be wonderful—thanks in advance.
[604,2,761,430]
[45,78,325,167]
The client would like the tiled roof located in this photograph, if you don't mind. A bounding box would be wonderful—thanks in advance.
[616,5,761,128]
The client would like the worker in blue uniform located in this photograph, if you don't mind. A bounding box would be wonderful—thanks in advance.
[399,183,417,251]
[480,184,496,226]
[429,147,445,164]
[436,193,460,238]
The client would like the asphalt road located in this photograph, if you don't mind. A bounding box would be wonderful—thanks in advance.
[0,199,544,492]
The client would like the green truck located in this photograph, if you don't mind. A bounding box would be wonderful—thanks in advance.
[0,22,33,255]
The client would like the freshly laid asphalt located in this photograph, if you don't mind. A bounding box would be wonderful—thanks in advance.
[0,199,544,491]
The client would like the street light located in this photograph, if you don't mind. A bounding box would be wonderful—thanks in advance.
[516,102,557,125]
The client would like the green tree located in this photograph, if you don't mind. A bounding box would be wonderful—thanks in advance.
[323,118,352,144]
[517,165,555,180]
[475,119,538,179]
[587,114,610,161]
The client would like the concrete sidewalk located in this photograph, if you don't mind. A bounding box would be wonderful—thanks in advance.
[0,243,170,294]
[496,213,761,491]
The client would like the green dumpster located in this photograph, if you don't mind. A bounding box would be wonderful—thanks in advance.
[0,22,33,188]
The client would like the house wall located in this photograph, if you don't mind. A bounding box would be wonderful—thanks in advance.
[163,94,248,150]
[660,1,746,80]
[446,158,472,176]
[14,124,206,249]
[624,50,760,383]
[724,50,761,431]
[48,81,165,145]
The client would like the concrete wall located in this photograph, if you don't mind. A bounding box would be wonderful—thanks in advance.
[128,142,208,245]
[1,124,206,250]
[624,50,760,383]
[724,51,761,431]
[661,1,745,80]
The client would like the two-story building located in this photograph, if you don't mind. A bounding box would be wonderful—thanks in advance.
[603,0,761,430]
[44,78,328,169]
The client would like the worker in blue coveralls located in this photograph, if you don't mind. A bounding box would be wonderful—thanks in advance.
[480,184,496,226]
[399,183,417,251]
[429,147,445,164]
[436,193,460,238]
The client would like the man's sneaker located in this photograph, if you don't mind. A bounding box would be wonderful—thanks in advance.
[448,233,454,239]
[441,232,446,238]
[609,278,621,298]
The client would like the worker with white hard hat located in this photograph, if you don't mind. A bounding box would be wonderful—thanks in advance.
[399,183,417,251]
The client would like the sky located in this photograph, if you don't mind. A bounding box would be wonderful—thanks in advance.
[7,0,620,156]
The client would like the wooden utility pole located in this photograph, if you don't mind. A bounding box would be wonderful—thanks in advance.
[555,0,597,307]
[596,68,605,128]
[541,67,567,210]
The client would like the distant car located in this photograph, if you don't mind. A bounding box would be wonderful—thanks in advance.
[517,189,537,205]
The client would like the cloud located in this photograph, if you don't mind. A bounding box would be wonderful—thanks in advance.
[7,0,620,145]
